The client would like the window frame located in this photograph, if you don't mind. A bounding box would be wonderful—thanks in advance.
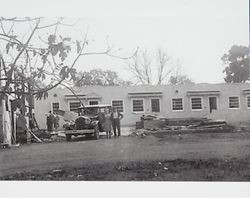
[51,102,60,114]
[171,98,184,112]
[228,96,240,109]
[68,101,81,112]
[111,99,124,113]
[190,97,203,111]
[247,95,250,109]
[150,98,161,113]
[88,100,99,105]
[132,98,145,113]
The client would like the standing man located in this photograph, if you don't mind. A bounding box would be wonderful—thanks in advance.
[111,107,123,137]
[46,111,54,133]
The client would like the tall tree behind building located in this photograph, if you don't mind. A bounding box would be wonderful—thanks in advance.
[74,69,132,86]
[168,75,194,85]
[222,45,250,83]
[126,48,193,85]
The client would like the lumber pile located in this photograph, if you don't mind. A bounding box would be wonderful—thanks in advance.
[136,114,167,130]
[187,120,227,130]
[166,117,209,126]
[136,114,233,133]
[143,120,167,130]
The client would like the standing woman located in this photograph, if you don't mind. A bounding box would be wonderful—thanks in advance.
[54,115,60,131]
[104,108,112,138]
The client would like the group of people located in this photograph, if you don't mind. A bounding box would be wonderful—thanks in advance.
[99,107,123,138]
[46,107,123,137]
[46,111,60,132]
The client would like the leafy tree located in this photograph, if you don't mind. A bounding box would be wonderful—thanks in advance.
[75,69,132,86]
[222,45,250,83]
[0,17,135,117]
[168,75,194,85]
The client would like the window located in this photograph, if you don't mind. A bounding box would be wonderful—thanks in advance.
[112,100,124,112]
[151,98,160,112]
[247,96,250,108]
[172,98,183,111]
[89,100,98,105]
[132,99,144,112]
[52,102,59,113]
[69,102,81,112]
[229,97,239,109]
[191,97,202,110]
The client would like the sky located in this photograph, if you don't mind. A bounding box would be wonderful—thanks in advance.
[1,0,249,84]
[1,1,250,196]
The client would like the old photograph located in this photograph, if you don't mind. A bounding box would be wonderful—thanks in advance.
[0,0,249,196]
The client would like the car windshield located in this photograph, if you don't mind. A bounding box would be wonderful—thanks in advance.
[82,107,98,115]
[79,105,111,116]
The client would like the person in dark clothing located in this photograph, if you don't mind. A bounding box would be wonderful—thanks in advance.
[28,113,35,130]
[46,111,54,132]
[111,107,123,137]
[97,109,105,132]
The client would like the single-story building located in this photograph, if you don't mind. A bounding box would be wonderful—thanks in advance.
[34,83,250,129]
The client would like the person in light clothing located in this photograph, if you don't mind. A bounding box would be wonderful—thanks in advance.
[111,107,123,137]
[54,115,60,131]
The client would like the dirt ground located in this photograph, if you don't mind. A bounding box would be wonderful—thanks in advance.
[1,130,250,181]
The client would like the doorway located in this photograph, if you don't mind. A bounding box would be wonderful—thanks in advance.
[209,97,217,113]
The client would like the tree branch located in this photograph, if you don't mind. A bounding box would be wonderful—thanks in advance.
[12,18,40,67]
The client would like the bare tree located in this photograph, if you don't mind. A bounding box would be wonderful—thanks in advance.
[127,48,176,85]
[157,48,175,85]
[126,49,152,84]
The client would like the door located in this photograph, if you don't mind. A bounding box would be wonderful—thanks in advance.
[209,97,217,113]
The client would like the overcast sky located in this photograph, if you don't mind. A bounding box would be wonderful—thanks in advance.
[2,0,249,84]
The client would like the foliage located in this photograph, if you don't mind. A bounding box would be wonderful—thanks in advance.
[0,17,135,115]
[222,45,250,83]
[0,18,85,102]
[168,75,194,85]
[75,69,132,86]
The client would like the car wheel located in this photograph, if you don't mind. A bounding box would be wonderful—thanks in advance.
[66,134,72,141]
[85,134,92,139]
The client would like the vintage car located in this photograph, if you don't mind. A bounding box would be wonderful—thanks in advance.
[63,104,111,141]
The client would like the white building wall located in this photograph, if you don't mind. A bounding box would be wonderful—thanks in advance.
[34,83,250,129]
